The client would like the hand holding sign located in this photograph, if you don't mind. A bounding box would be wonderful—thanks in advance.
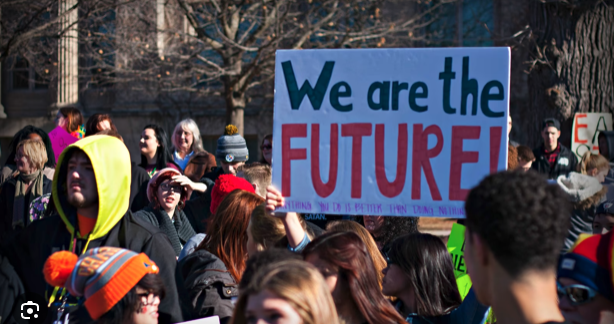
[266,186,306,249]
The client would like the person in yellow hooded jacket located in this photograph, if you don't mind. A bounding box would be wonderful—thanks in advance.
[0,135,182,324]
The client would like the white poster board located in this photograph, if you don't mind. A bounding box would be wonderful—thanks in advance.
[571,113,613,159]
[178,316,220,324]
[272,48,510,218]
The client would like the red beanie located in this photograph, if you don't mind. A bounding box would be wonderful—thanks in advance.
[210,174,255,214]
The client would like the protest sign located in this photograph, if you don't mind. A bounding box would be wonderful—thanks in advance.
[571,112,612,159]
[447,223,471,299]
[272,48,510,217]
[178,316,220,324]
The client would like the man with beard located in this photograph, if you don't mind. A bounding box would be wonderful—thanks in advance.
[1,135,181,324]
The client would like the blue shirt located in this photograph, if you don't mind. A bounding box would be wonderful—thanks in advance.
[401,289,490,324]
[174,150,195,171]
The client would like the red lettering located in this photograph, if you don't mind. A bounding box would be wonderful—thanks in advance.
[574,114,588,144]
[490,126,503,172]
[449,126,481,201]
[311,124,339,198]
[282,124,307,197]
[411,124,443,200]
[341,123,372,198]
[375,124,408,198]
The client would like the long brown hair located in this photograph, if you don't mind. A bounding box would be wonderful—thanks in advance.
[231,260,340,324]
[184,151,217,182]
[197,190,264,281]
[325,220,387,288]
[578,151,610,175]
[59,107,83,133]
[303,232,406,324]
[386,233,462,317]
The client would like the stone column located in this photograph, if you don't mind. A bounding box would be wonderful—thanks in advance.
[157,0,165,57]
[57,0,79,105]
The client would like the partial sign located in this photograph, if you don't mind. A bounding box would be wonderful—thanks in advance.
[447,223,471,299]
[571,113,613,159]
[272,48,510,217]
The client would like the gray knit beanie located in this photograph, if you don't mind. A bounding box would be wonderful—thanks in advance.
[216,125,249,163]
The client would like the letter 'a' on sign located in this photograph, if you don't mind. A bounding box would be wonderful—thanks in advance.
[273,48,510,218]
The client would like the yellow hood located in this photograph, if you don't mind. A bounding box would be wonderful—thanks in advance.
[52,135,131,240]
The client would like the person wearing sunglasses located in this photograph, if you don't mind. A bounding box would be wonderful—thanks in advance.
[557,231,614,324]
[259,134,272,166]
[134,168,197,257]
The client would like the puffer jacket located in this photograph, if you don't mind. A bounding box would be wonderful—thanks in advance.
[175,249,239,324]
[557,172,607,252]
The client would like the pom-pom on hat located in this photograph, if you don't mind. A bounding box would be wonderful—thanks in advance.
[210,174,255,214]
[558,231,614,301]
[43,247,159,320]
[216,124,249,163]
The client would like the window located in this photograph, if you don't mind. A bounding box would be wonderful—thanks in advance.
[10,57,49,91]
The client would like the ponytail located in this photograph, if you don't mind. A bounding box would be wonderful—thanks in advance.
[578,151,609,175]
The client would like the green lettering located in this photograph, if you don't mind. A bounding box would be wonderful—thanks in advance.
[282,60,335,110]
[461,57,478,116]
[392,81,408,111]
[409,82,428,112]
[368,81,390,111]
[480,80,505,118]
[439,57,456,114]
[330,81,353,112]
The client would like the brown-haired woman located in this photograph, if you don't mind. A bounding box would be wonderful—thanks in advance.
[231,260,340,324]
[56,107,84,137]
[85,113,117,137]
[176,189,264,322]
[325,220,387,289]
[383,233,489,324]
[302,231,406,324]
[0,139,52,237]
[184,151,217,182]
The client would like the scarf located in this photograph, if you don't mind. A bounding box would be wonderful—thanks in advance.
[148,206,196,256]
[13,170,44,229]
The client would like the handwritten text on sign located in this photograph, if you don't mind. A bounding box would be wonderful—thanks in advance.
[272,48,510,217]
[571,113,612,159]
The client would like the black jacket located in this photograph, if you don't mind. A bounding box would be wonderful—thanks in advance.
[130,163,151,212]
[532,144,578,180]
[135,206,197,256]
[175,249,239,324]
[1,212,183,324]
[0,252,25,324]
[203,167,224,184]
[183,177,215,234]
[0,174,52,238]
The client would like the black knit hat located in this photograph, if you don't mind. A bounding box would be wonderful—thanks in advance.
[216,125,249,163]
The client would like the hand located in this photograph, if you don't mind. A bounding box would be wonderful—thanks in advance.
[265,185,284,215]
[172,175,207,193]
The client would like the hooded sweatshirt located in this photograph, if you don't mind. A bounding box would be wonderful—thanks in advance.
[0,135,182,324]
[557,172,607,252]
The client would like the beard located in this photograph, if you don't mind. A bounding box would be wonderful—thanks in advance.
[68,192,98,209]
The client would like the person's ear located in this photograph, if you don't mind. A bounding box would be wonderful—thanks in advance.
[252,182,259,193]
[590,168,598,177]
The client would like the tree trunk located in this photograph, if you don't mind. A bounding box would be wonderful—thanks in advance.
[225,83,246,136]
[526,1,614,148]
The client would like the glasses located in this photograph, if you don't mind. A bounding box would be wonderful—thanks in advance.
[557,282,598,305]
[261,145,272,150]
[160,183,182,193]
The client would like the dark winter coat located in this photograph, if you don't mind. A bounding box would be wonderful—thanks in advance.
[135,206,197,256]
[176,249,239,324]
[0,136,182,324]
[130,162,151,212]
[0,174,52,238]
[183,177,215,234]
[532,144,578,180]
[0,252,25,324]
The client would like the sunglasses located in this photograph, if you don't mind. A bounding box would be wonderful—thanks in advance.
[160,183,182,193]
[557,282,598,305]
[261,145,272,150]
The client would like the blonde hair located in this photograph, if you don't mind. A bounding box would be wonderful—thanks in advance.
[17,139,48,170]
[250,204,309,251]
[326,220,387,288]
[231,260,340,324]
[578,151,610,175]
[173,118,204,153]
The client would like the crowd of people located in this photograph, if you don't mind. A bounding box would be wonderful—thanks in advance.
[0,108,613,324]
